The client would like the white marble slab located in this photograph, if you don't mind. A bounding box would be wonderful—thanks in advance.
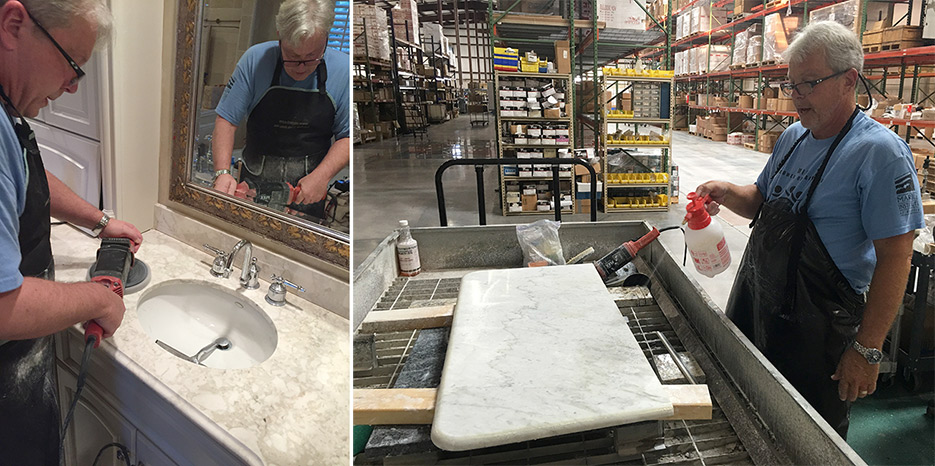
[431,264,674,451]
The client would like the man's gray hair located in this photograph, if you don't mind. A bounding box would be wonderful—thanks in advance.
[783,20,863,73]
[276,0,335,49]
[6,0,113,47]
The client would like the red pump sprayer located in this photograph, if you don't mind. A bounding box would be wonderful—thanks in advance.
[683,192,730,277]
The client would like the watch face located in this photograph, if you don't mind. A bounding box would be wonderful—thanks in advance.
[867,349,883,364]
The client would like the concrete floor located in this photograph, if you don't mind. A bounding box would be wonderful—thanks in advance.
[352,114,766,309]
[353,114,934,464]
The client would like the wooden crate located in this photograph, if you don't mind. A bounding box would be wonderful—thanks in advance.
[882,26,922,43]
[862,29,883,47]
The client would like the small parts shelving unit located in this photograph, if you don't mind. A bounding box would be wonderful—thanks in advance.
[495,71,576,216]
[602,71,675,212]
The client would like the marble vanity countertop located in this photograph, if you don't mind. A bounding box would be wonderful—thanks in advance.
[50,225,349,465]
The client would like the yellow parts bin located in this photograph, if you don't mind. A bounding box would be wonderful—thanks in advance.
[494,47,519,72]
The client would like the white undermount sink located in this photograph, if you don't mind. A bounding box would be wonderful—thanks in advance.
[137,279,277,369]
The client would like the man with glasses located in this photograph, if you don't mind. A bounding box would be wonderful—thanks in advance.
[0,0,142,463]
[694,21,923,438]
[210,0,348,219]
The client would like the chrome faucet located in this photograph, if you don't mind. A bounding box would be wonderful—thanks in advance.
[203,240,260,289]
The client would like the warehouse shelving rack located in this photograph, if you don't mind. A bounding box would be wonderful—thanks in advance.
[601,74,675,212]
[353,15,399,143]
[494,71,576,216]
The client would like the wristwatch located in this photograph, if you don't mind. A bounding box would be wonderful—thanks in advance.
[852,340,883,364]
[91,212,110,237]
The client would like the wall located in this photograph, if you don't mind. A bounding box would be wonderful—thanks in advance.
[106,1,164,231]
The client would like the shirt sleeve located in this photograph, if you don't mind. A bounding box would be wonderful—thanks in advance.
[327,50,350,140]
[0,130,24,292]
[215,52,257,126]
[860,144,926,240]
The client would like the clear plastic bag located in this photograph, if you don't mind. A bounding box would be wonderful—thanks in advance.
[516,219,565,266]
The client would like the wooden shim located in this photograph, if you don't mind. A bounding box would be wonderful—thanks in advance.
[354,385,712,425]
[354,388,437,425]
[358,304,455,333]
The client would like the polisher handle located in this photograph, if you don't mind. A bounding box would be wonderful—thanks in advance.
[85,276,125,348]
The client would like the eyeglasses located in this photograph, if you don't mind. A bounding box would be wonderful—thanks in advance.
[26,10,85,87]
[280,41,323,68]
[780,70,847,97]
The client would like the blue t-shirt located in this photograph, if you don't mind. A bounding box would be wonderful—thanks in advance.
[215,41,350,140]
[0,114,28,293]
[755,111,924,294]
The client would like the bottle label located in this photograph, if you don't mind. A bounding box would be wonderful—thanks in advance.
[689,237,730,275]
[398,244,421,276]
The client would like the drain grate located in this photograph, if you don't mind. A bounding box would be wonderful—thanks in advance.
[355,277,753,465]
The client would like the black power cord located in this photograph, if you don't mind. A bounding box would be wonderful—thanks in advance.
[59,335,131,466]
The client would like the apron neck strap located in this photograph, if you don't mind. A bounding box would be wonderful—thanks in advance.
[0,84,21,127]
[801,107,860,212]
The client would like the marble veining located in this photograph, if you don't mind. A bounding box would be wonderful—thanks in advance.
[431,264,674,451]
[50,225,349,465]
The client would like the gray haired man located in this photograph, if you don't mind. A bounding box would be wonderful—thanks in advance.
[0,0,143,463]
[695,20,923,437]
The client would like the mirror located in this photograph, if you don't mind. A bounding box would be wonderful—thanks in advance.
[171,0,350,268]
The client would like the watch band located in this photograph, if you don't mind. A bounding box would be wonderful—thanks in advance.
[213,169,231,181]
[91,212,110,237]
[852,340,883,364]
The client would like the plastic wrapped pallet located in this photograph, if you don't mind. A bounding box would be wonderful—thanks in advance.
[746,35,762,65]
[688,45,698,74]
[710,45,731,72]
[762,13,790,63]
[393,0,420,45]
[696,45,710,73]
[732,30,747,66]
[809,0,859,33]
[354,4,391,62]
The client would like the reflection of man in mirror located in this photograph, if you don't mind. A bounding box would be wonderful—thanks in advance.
[210,0,349,218]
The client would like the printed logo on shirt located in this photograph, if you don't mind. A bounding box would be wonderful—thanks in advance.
[226,75,237,90]
[895,173,920,216]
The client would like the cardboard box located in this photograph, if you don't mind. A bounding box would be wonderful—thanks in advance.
[739,95,754,108]
[554,40,570,74]
[544,108,561,118]
[521,194,537,211]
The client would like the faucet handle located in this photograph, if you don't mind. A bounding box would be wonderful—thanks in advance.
[272,274,306,293]
[203,244,229,278]
[266,274,305,306]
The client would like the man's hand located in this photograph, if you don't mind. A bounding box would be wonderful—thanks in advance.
[831,348,879,402]
[87,283,127,339]
[213,173,238,196]
[294,170,329,205]
[100,219,143,253]
[694,181,733,215]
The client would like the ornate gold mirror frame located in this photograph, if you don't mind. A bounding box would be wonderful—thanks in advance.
[169,0,349,268]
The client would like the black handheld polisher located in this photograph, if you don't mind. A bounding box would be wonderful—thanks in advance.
[85,237,134,347]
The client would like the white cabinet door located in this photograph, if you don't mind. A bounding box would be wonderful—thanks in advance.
[30,119,101,206]
[57,365,135,466]
[37,53,101,140]
[135,431,180,466]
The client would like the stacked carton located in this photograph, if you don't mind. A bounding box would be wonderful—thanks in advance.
[757,131,783,153]
[354,4,390,62]
[762,14,800,63]
[393,0,420,45]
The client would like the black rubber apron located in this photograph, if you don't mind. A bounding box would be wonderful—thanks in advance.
[0,88,60,465]
[726,108,863,439]
[240,53,335,218]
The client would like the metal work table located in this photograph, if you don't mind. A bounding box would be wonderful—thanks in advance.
[353,221,867,465]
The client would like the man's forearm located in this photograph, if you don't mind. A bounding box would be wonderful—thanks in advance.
[722,183,764,219]
[309,137,350,181]
[212,116,238,171]
[0,278,111,340]
[858,232,915,349]
[46,170,103,229]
